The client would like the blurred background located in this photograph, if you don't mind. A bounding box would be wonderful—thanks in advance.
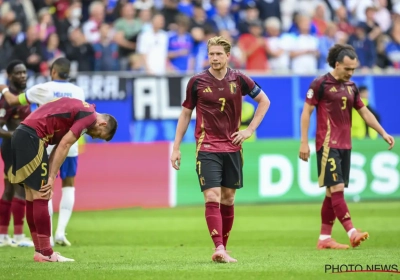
[0,0,399,211]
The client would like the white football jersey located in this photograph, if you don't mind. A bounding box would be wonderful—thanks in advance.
[25,81,86,157]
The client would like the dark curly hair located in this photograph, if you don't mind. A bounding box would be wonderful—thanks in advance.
[327,44,357,68]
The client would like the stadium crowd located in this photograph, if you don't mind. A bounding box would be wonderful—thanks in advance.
[0,0,400,75]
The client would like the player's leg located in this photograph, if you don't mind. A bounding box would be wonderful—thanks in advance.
[24,186,41,257]
[197,152,228,263]
[219,151,243,263]
[55,157,77,246]
[316,147,349,249]
[11,184,34,247]
[0,178,14,246]
[339,149,369,248]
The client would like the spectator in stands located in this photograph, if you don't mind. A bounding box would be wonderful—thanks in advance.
[385,22,400,69]
[289,14,319,74]
[161,0,181,31]
[312,3,328,36]
[335,5,355,35]
[256,0,281,22]
[348,23,376,69]
[212,0,237,38]
[190,26,216,73]
[168,14,194,73]
[82,1,105,44]
[237,2,259,35]
[238,19,269,71]
[136,13,168,75]
[178,0,194,17]
[129,53,146,73]
[189,3,215,33]
[361,6,382,41]
[0,0,37,32]
[6,21,25,45]
[374,0,391,33]
[93,23,120,72]
[114,3,142,70]
[318,22,337,70]
[65,28,95,72]
[265,17,291,73]
[12,25,43,73]
[0,25,14,71]
[36,8,56,43]
[139,8,153,32]
[54,1,82,53]
[134,0,154,11]
[43,33,64,67]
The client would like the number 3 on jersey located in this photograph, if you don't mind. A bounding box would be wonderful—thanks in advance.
[219,98,226,112]
[341,97,347,110]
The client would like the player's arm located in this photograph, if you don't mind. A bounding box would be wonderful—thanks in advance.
[0,120,12,138]
[244,91,270,135]
[357,106,395,149]
[171,107,193,170]
[48,132,78,180]
[0,86,22,106]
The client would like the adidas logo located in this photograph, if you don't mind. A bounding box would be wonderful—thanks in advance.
[234,180,240,186]
[210,229,219,236]
[329,87,337,92]
[203,87,212,93]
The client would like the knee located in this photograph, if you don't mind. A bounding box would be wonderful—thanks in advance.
[2,185,14,201]
[204,189,220,203]
[220,195,235,206]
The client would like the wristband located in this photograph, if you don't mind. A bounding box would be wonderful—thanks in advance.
[1,87,9,95]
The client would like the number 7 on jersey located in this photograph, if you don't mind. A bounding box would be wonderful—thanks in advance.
[219,98,226,112]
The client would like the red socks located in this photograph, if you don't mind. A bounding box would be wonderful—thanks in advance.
[11,198,26,235]
[220,204,234,248]
[205,202,223,248]
[331,191,354,232]
[320,196,336,235]
[33,200,53,256]
[0,199,12,234]
[26,201,40,252]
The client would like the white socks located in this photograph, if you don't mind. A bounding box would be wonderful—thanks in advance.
[56,187,75,238]
[347,228,356,238]
[48,199,54,239]
[319,235,331,240]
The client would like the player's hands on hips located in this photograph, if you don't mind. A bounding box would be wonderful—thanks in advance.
[40,176,55,198]
[231,129,253,145]
[382,133,395,150]
[299,142,310,162]
[170,149,181,170]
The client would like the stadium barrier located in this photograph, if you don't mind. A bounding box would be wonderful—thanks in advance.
[1,138,397,211]
[0,73,399,143]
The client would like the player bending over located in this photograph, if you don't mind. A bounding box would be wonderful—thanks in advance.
[171,36,270,263]
[0,61,33,247]
[0,95,117,262]
[299,44,395,250]
[0,58,85,247]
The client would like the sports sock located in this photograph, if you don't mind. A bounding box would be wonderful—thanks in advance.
[331,191,354,233]
[33,199,53,256]
[48,198,53,239]
[11,197,26,236]
[56,186,75,238]
[205,202,223,248]
[26,201,40,252]
[319,196,336,238]
[0,199,12,235]
[220,204,234,248]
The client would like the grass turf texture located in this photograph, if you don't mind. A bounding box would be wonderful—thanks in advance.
[0,201,399,280]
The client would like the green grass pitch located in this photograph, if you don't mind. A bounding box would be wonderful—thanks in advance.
[0,201,399,280]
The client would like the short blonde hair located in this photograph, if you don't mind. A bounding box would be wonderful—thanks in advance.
[207,36,231,54]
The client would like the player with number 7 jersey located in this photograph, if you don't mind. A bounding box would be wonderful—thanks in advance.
[171,36,271,263]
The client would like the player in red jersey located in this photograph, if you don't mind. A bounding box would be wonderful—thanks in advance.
[0,95,117,262]
[171,36,270,263]
[299,44,395,250]
[0,61,33,247]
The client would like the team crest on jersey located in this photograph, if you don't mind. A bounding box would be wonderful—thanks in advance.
[229,82,237,94]
[0,109,6,117]
[307,89,314,98]
[347,86,353,95]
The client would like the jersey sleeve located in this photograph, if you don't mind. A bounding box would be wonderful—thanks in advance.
[238,71,261,98]
[182,77,198,110]
[23,83,50,105]
[70,105,97,138]
[305,78,320,106]
[353,85,365,110]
